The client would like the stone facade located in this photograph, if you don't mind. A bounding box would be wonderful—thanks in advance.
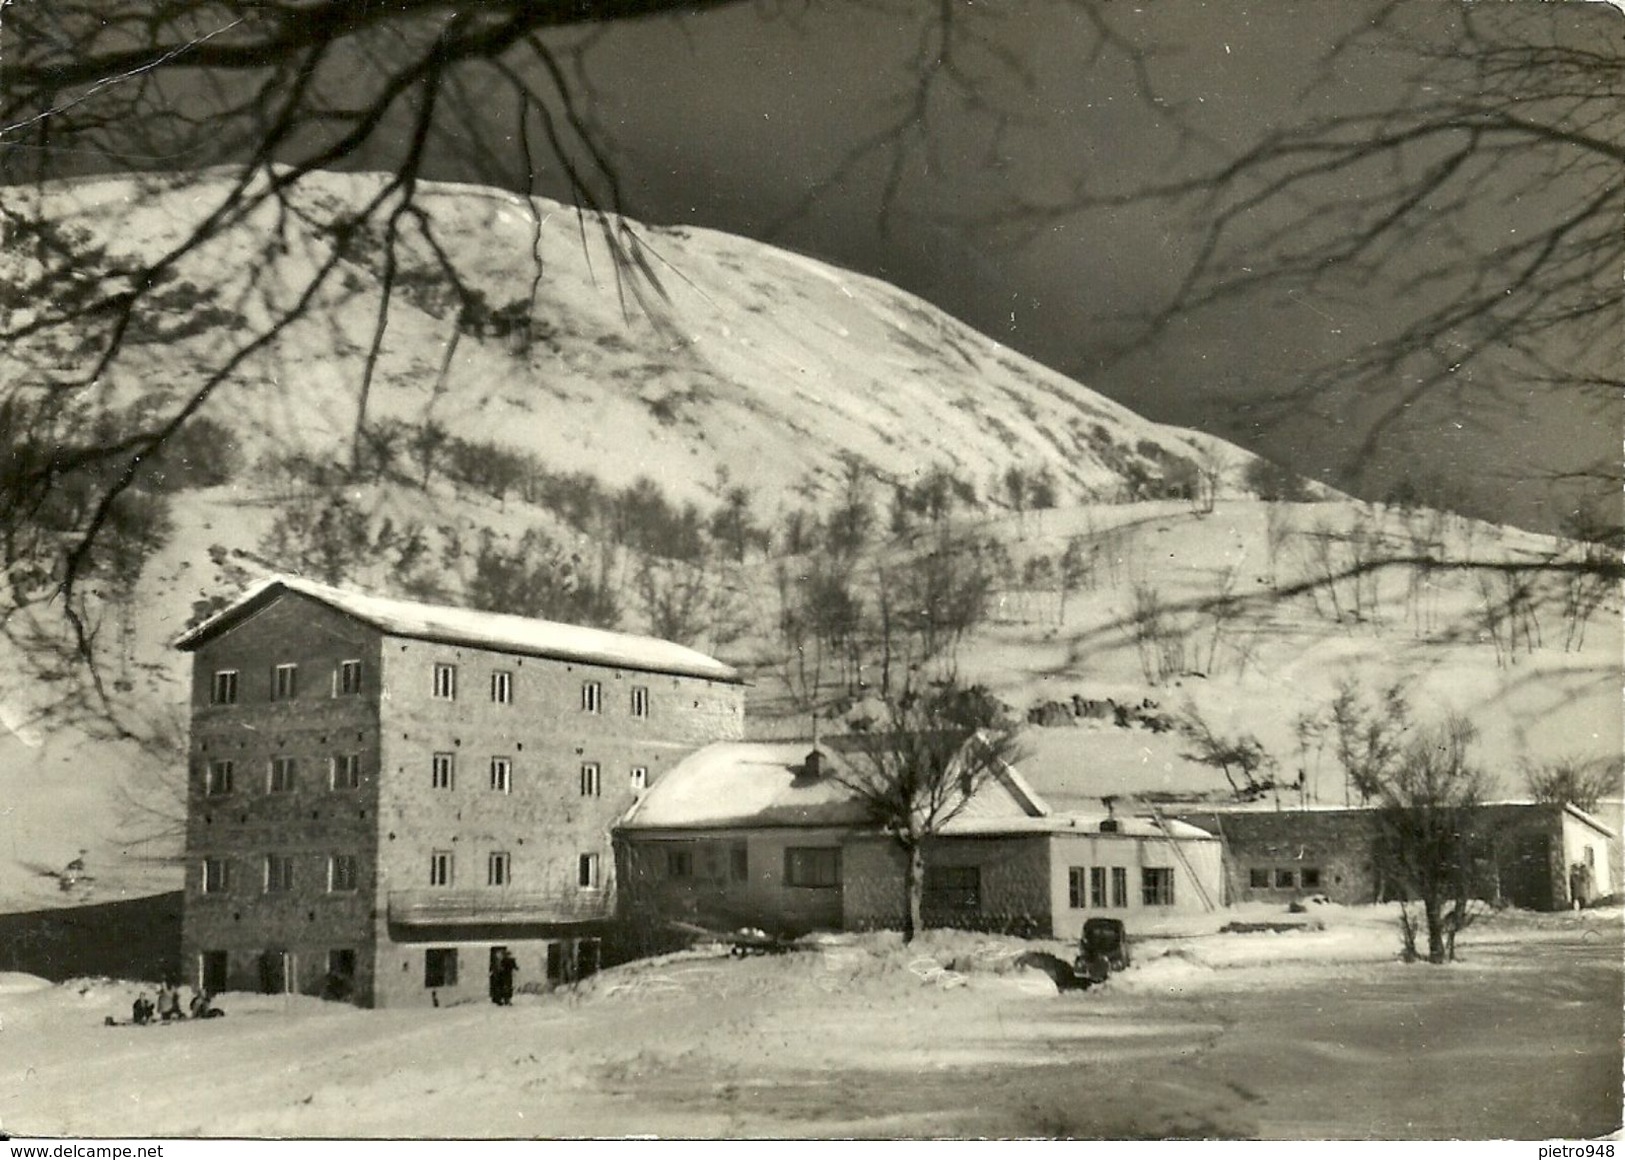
[1172,809,1382,906]
[615,826,849,951]
[179,585,745,1007]
[181,595,384,1002]
[1171,803,1619,911]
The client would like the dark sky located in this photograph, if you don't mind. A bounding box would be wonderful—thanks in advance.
[427,0,1610,534]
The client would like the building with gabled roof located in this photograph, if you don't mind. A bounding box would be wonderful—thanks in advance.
[613,737,1224,944]
[175,576,745,1007]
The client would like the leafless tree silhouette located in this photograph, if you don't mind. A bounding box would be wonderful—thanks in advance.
[978,2,1621,496]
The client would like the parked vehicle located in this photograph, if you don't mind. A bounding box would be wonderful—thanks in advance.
[1075,917,1131,982]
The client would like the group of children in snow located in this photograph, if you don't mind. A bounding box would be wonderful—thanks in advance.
[113,949,518,1022]
[119,981,223,1026]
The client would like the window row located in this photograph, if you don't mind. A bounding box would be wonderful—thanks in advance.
[428,754,644,798]
[1248,866,1322,890]
[200,853,360,894]
[210,661,361,705]
[204,755,362,796]
[660,841,752,884]
[209,663,657,718]
[431,665,651,720]
[1067,866,1176,908]
[427,850,601,890]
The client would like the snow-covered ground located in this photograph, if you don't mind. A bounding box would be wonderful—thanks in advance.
[2,905,1618,1139]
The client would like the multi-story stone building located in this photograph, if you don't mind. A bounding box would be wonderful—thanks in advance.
[175,576,745,1007]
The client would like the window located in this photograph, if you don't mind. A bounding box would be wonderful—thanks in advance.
[272,663,298,701]
[329,949,357,980]
[432,663,457,700]
[631,685,650,718]
[431,752,455,790]
[429,850,454,887]
[1091,866,1108,909]
[491,670,513,704]
[666,847,693,880]
[268,756,297,793]
[1111,867,1128,909]
[1142,867,1175,907]
[337,660,362,696]
[579,762,601,797]
[1300,867,1322,890]
[210,670,238,705]
[201,857,230,894]
[488,852,511,887]
[581,680,602,714]
[579,852,602,889]
[630,766,648,793]
[425,948,458,989]
[924,865,981,910]
[784,847,841,889]
[205,760,234,796]
[490,757,512,794]
[328,854,358,892]
[1274,868,1296,889]
[331,753,361,790]
[264,854,294,893]
[730,841,749,883]
[1068,867,1086,909]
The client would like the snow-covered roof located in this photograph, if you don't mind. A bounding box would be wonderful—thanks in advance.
[1175,800,1620,841]
[620,742,871,830]
[174,575,742,683]
[619,737,1200,839]
[940,813,1216,841]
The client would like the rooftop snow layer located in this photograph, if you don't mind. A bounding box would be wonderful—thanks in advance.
[621,741,870,829]
[940,813,1215,840]
[174,575,742,683]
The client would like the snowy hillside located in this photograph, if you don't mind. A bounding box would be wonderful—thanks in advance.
[0,170,1616,912]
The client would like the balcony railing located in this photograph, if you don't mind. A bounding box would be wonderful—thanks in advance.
[387,889,612,926]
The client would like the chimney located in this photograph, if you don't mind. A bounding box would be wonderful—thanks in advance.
[1100,795,1120,833]
[803,713,824,779]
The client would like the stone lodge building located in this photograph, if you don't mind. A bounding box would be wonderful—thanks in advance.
[175,576,745,1007]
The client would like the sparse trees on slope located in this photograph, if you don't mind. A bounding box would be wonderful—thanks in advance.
[1178,706,1278,801]
[1328,678,1413,806]
[467,527,620,629]
[833,678,1020,943]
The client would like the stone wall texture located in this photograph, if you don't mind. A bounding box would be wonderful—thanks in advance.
[181,589,746,1007]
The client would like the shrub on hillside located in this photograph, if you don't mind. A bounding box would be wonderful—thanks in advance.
[1244,456,1313,502]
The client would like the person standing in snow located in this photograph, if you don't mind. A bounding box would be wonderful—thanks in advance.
[156,980,184,1021]
[490,950,518,1005]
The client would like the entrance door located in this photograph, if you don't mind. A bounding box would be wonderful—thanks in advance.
[200,950,228,995]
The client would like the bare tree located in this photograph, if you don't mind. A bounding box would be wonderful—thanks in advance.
[833,678,1021,943]
[1177,704,1278,801]
[1001,2,1621,504]
[1374,714,1488,964]
[1522,756,1622,815]
[1329,677,1413,806]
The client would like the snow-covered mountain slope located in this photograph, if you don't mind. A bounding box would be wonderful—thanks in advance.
[4,169,1249,505]
[0,170,1615,912]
